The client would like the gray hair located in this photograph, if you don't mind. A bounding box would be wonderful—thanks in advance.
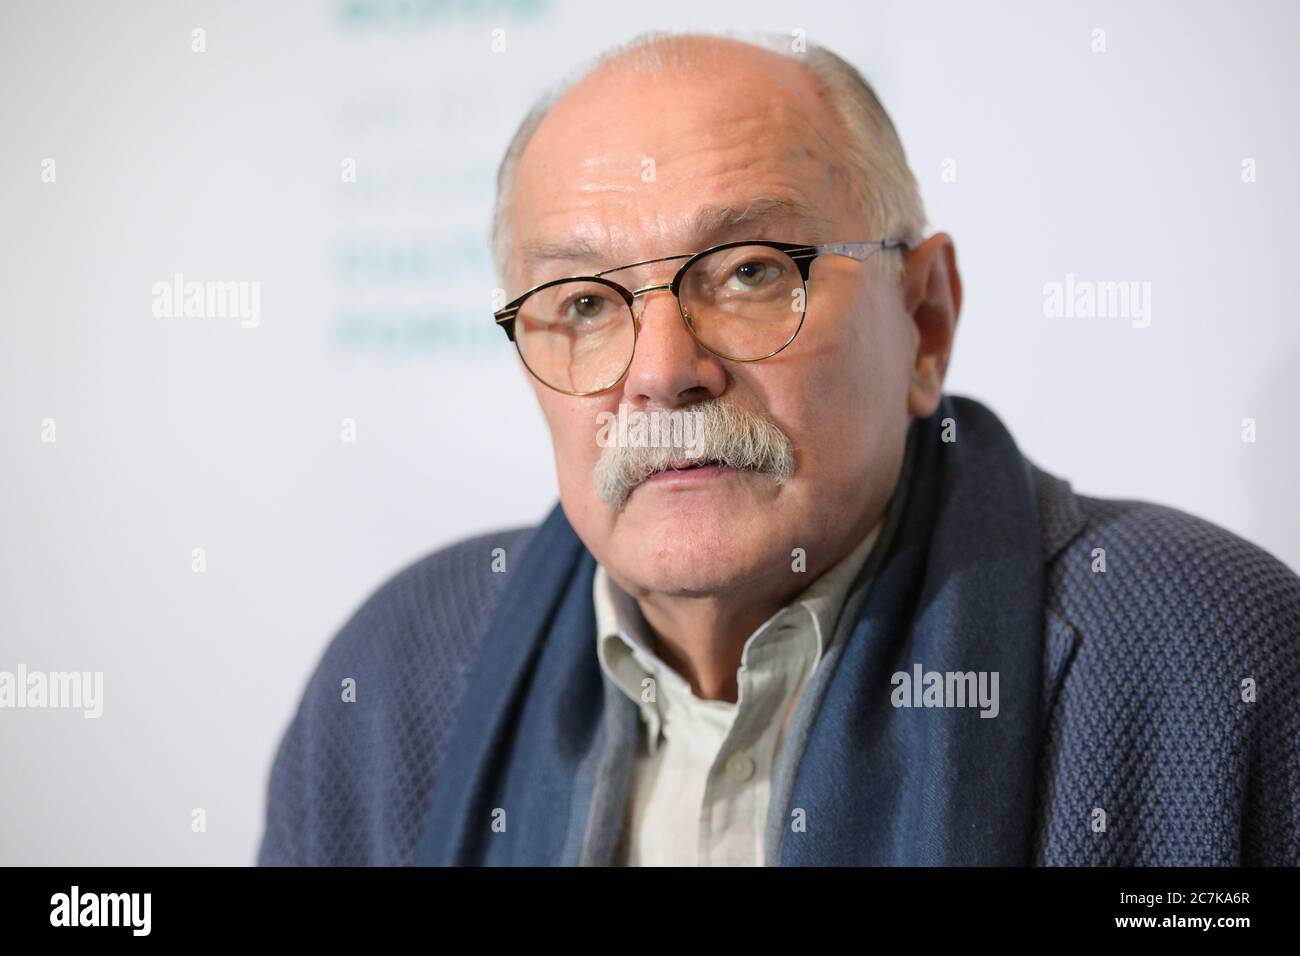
[489,30,928,289]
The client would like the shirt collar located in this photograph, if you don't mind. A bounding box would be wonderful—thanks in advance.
[593,519,884,744]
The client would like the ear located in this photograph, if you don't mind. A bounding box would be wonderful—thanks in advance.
[900,232,962,418]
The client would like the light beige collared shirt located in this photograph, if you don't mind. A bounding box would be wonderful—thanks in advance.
[593,521,883,867]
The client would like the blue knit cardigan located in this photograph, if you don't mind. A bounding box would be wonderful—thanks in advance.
[257,396,1300,865]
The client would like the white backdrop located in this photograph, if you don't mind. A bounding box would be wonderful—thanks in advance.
[2,0,1296,865]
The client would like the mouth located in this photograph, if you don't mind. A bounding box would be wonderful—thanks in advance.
[643,457,736,484]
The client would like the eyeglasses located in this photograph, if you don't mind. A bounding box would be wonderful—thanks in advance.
[493,238,908,396]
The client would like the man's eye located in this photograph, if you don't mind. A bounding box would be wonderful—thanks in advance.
[734,261,768,286]
[572,296,604,319]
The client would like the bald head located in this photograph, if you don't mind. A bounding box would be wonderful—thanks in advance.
[491,31,926,292]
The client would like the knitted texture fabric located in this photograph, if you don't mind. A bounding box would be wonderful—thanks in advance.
[257,465,1300,866]
[257,526,534,866]
[1032,484,1300,865]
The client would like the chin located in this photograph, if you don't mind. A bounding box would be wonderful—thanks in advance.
[609,474,789,595]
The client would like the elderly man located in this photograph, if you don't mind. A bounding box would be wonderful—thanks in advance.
[258,32,1299,866]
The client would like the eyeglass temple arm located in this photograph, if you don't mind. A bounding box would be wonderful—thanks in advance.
[812,239,909,260]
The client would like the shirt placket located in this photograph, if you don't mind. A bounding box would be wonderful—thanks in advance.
[697,609,817,866]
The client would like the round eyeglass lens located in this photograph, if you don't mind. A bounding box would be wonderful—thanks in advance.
[678,244,806,360]
[514,279,636,394]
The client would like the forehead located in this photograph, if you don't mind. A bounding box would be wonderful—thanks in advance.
[508,53,853,285]
[517,196,833,277]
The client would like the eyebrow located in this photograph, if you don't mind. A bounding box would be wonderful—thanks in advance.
[517,195,830,276]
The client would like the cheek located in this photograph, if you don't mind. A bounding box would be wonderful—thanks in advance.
[828,283,910,409]
[775,286,908,473]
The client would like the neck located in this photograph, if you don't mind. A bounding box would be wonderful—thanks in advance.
[634,589,783,702]
[626,510,880,703]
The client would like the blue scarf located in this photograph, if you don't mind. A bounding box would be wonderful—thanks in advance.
[415,395,1045,865]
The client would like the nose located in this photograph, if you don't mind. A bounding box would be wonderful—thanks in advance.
[623,286,728,408]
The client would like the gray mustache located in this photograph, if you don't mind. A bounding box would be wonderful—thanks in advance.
[594,399,795,508]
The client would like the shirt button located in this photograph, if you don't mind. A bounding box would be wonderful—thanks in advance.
[724,751,756,782]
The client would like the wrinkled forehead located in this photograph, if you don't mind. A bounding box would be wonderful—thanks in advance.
[507,59,852,291]
[516,196,835,287]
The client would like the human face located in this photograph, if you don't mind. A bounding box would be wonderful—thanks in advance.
[507,43,918,600]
